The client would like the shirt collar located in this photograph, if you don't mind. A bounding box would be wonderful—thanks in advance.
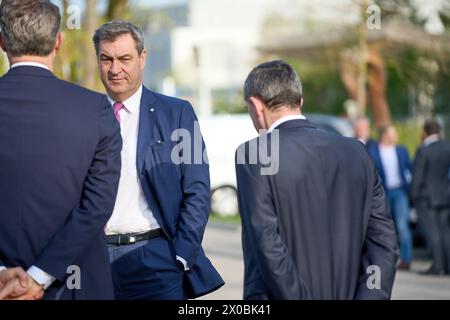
[107,85,143,115]
[10,62,50,70]
[268,114,306,133]
[423,134,440,147]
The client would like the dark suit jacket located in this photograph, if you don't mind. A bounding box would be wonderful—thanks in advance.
[235,119,398,300]
[365,138,377,151]
[411,140,450,209]
[136,86,224,298]
[0,66,122,299]
[368,142,412,193]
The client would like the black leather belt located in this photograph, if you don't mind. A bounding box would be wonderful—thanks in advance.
[106,228,162,246]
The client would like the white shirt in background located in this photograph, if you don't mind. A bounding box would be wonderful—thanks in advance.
[380,145,402,190]
[423,134,440,147]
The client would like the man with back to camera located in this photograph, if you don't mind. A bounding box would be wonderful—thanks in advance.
[93,20,224,300]
[235,60,399,299]
[0,0,122,300]
[411,120,450,275]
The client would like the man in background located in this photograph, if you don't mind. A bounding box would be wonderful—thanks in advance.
[0,0,121,300]
[368,125,413,270]
[236,60,398,300]
[354,117,377,150]
[411,120,450,275]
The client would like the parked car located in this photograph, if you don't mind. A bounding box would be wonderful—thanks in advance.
[199,113,354,217]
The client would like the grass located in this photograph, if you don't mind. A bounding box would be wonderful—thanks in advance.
[209,212,241,225]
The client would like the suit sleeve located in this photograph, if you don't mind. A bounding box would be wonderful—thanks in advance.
[404,147,413,184]
[410,148,426,204]
[355,165,399,299]
[33,96,122,281]
[173,102,211,268]
[407,151,413,173]
[235,147,311,299]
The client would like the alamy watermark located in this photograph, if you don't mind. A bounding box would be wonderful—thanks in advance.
[367,4,382,30]
[366,265,381,290]
[66,265,81,290]
[169,121,280,176]
[65,5,81,30]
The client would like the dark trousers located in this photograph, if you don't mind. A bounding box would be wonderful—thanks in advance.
[108,236,186,300]
[417,200,450,273]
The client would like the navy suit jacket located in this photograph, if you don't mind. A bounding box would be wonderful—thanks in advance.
[136,86,224,298]
[368,142,412,193]
[236,120,398,299]
[411,140,450,209]
[0,66,122,299]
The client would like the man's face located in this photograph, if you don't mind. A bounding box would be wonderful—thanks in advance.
[97,33,146,102]
[384,126,398,145]
[389,127,398,144]
[354,119,370,140]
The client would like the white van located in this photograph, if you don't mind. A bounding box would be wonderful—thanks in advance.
[198,113,354,217]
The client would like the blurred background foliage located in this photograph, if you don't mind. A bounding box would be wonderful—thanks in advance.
[0,0,448,151]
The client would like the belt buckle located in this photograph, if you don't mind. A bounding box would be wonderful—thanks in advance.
[129,236,136,244]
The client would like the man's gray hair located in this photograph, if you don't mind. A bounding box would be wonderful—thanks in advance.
[244,60,303,110]
[0,0,60,57]
[93,20,145,56]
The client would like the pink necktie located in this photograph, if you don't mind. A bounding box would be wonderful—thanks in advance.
[113,102,124,123]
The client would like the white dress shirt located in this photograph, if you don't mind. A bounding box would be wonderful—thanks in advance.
[106,86,188,270]
[105,85,161,234]
[3,62,55,290]
[11,61,50,70]
[380,145,402,190]
[268,114,307,133]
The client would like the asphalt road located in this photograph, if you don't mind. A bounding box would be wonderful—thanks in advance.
[200,222,450,300]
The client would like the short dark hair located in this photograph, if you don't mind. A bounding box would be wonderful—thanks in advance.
[93,20,145,56]
[244,60,303,110]
[424,120,441,136]
[0,0,61,57]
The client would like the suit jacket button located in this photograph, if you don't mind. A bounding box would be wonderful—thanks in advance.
[150,108,155,112]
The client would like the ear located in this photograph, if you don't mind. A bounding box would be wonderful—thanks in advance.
[140,48,147,70]
[249,96,267,130]
[0,32,7,52]
[55,32,63,53]
[249,96,265,115]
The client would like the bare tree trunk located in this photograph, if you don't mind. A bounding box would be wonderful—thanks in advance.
[368,49,392,127]
[340,50,359,101]
[107,0,128,20]
[55,0,72,80]
[357,0,369,117]
[83,0,98,90]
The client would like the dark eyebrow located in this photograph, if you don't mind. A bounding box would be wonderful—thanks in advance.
[118,55,132,59]
[99,53,112,59]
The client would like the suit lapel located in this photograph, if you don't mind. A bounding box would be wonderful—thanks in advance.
[136,87,159,175]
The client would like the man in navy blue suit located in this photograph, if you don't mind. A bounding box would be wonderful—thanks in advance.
[93,20,224,300]
[368,125,413,270]
[0,0,122,300]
